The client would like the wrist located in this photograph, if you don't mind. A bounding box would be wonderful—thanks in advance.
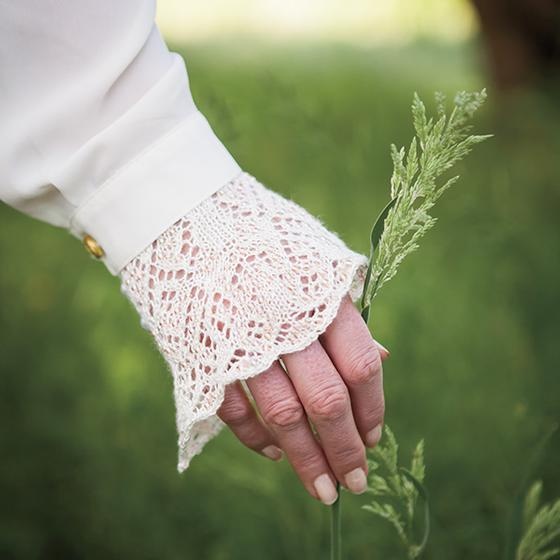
[73,111,240,274]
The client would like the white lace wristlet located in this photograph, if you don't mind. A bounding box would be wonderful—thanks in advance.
[120,172,367,471]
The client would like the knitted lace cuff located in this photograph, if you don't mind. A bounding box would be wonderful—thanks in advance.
[120,172,367,471]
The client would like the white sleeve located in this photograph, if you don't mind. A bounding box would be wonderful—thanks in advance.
[0,0,241,274]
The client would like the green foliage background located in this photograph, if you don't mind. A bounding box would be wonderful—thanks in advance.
[1,40,559,559]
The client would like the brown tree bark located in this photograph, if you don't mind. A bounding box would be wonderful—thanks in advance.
[470,0,560,90]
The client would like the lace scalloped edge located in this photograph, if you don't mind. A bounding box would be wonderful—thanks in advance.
[176,252,368,472]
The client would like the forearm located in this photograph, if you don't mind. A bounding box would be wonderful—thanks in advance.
[0,3,379,484]
[0,0,239,272]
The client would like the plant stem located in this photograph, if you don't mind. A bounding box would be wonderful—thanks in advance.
[331,484,341,560]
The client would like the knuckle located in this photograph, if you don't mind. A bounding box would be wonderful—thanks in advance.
[218,399,254,427]
[332,442,366,467]
[263,398,305,430]
[347,344,382,385]
[294,450,324,475]
[307,384,350,421]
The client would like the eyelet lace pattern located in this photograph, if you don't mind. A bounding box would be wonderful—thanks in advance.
[120,173,367,471]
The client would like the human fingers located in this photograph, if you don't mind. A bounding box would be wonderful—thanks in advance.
[246,361,339,506]
[320,295,386,448]
[217,381,283,461]
[282,341,368,495]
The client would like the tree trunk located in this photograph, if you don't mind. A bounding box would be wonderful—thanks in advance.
[470,0,560,91]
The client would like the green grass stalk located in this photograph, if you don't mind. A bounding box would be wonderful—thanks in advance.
[330,484,342,560]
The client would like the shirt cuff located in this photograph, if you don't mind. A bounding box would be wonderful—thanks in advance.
[69,111,241,274]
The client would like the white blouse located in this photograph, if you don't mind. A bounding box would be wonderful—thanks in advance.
[0,1,370,471]
[0,0,241,273]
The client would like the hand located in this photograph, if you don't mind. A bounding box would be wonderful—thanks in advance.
[218,295,387,505]
[121,172,378,480]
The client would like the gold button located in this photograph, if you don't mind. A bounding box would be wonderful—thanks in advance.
[83,234,105,259]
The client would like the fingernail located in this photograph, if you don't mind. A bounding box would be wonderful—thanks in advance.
[261,445,283,461]
[366,425,383,448]
[344,468,367,495]
[375,340,390,358]
[313,474,338,506]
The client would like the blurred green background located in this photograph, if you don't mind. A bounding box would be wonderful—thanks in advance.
[1,1,560,559]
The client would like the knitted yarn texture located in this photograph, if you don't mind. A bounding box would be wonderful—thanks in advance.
[120,172,367,471]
